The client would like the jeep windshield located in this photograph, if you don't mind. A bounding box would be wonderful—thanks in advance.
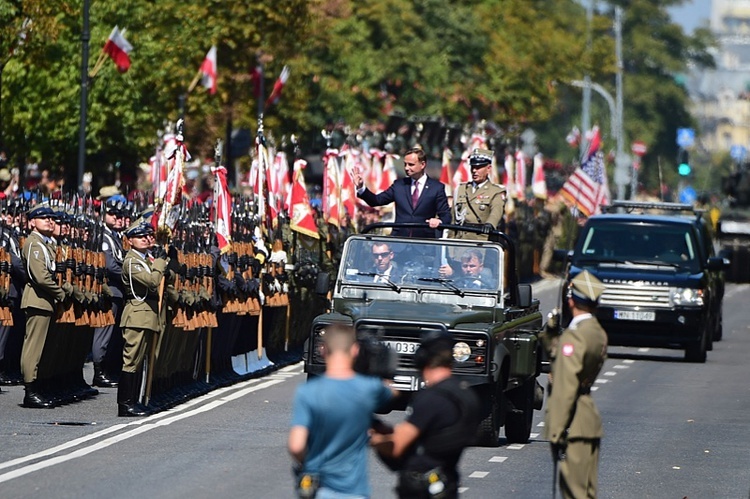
[339,236,504,296]
[574,221,701,273]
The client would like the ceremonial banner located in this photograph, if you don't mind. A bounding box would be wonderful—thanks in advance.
[440,147,453,198]
[265,65,290,108]
[289,160,319,238]
[532,153,547,200]
[212,165,232,253]
[514,151,527,201]
[323,149,342,228]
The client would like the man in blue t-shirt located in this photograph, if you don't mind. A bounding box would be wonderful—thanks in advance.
[288,324,394,498]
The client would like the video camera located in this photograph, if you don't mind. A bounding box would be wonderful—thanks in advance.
[353,326,397,379]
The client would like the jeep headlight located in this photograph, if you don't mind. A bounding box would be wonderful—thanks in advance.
[453,342,471,362]
[670,287,704,307]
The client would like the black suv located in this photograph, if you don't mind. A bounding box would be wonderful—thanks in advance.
[559,201,725,363]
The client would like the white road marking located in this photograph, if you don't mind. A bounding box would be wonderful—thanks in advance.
[458,487,469,493]
[506,444,525,450]
[0,377,290,484]
[469,471,489,478]
[604,371,617,376]
[614,365,629,369]
[638,348,650,352]
[489,456,508,463]
[595,379,609,384]
[537,422,545,427]
[623,359,635,364]
[591,386,599,391]
[530,433,539,438]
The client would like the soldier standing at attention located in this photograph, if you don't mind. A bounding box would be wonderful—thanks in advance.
[117,218,169,417]
[451,148,506,239]
[20,204,73,408]
[545,270,607,499]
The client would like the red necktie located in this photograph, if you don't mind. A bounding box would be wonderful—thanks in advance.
[411,181,419,208]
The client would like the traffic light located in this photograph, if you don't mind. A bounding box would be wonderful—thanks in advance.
[678,148,691,176]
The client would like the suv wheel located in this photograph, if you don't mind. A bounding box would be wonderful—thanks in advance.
[713,310,723,342]
[685,330,707,363]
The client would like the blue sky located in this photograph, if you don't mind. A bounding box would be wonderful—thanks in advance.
[668,0,712,33]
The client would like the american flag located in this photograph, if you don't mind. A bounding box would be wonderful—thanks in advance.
[561,127,610,217]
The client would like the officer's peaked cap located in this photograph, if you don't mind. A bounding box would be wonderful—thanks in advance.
[469,148,493,167]
[97,185,121,200]
[570,270,605,304]
[27,203,56,220]
[124,217,154,238]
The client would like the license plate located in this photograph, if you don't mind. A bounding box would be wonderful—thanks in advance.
[383,341,420,355]
[614,310,655,321]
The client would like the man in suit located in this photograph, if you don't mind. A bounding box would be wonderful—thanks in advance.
[118,218,170,417]
[20,203,73,408]
[451,148,506,240]
[369,242,400,283]
[545,270,608,499]
[438,248,496,289]
[354,147,451,238]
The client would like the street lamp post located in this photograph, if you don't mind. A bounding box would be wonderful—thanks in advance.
[77,0,90,191]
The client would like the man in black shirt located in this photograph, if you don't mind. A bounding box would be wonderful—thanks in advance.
[371,331,480,498]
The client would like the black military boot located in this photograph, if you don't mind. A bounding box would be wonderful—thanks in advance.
[117,372,150,417]
[93,363,118,388]
[23,382,54,409]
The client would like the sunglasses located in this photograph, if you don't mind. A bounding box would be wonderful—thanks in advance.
[372,252,391,259]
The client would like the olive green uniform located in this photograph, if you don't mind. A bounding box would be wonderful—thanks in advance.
[451,181,506,240]
[20,230,66,383]
[120,249,168,373]
[544,315,608,499]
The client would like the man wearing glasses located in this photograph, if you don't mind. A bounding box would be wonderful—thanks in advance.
[370,242,400,283]
[354,147,451,238]
[92,194,128,388]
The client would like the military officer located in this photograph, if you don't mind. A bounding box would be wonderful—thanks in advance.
[20,203,73,408]
[92,194,127,387]
[117,218,168,417]
[544,270,607,499]
[451,148,506,240]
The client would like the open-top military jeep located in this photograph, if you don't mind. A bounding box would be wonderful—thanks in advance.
[303,223,545,446]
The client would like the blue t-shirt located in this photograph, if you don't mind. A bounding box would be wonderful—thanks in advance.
[290,374,393,496]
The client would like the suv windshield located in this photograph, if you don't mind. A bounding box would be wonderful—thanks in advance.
[575,222,700,272]
[340,237,503,292]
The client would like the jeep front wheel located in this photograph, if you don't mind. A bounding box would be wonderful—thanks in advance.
[475,385,502,447]
[504,381,534,444]
[685,330,707,363]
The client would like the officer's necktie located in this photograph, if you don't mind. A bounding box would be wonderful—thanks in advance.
[411,181,419,208]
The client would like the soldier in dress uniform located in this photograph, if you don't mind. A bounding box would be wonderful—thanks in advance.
[0,200,26,385]
[93,191,127,387]
[544,270,607,499]
[451,148,506,240]
[118,218,169,417]
[20,203,73,408]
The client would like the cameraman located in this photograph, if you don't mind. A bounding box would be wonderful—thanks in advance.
[288,324,394,498]
[370,331,480,499]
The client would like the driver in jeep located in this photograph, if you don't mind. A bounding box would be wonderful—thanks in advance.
[438,249,495,289]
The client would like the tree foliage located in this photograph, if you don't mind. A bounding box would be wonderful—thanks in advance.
[0,0,715,194]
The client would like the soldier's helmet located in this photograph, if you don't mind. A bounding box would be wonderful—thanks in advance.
[469,148,493,168]
[568,270,605,305]
[103,194,127,217]
[123,217,154,238]
[27,203,56,220]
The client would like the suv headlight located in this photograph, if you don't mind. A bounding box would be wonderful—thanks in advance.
[670,287,704,307]
[453,342,471,362]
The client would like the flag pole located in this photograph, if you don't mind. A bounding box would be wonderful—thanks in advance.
[187,68,202,94]
[88,49,108,78]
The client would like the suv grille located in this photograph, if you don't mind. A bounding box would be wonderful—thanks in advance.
[600,282,671,309]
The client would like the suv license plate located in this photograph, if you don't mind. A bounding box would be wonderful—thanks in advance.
[384,341,420,355]
[614,310,655,321]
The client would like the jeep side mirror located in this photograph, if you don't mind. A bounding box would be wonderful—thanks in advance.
[315,271,330,296]
[706,257,726,271]
[517,283,532,308]
[552,249,571,263]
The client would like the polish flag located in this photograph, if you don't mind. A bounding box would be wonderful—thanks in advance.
[514,151,527,201]
[199,46,217,94]
[440,147,453,198]
[323,149,342,228]
[531,153,548,200]
[211,165,232,253]
[265,65,290,109]
[103,26,132,73]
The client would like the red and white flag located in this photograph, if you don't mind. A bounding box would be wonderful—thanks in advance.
[265,65,290,109]
[514,151,527,201]
[323,149,342,228]
[531,153,547,200]
[440,147,453,198]
[199,46,217,94]
[288,160,319,238]
[103,26,132,73]
[211,165,232,253]
[379,153,398,193]
[341,153,357,223]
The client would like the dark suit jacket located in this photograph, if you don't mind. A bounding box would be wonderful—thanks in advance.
[359,176,451,238]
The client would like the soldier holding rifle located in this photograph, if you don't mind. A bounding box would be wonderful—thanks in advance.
[118,218,170,417]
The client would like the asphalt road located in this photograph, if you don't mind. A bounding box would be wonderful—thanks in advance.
[1,280,749,498]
